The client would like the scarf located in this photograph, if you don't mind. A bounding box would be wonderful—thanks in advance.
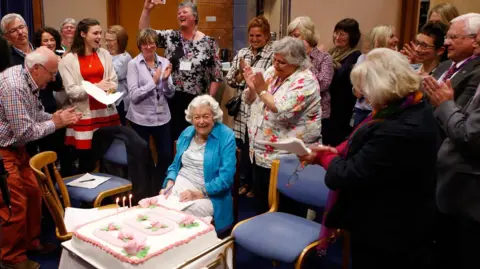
[317,91,424,255]
[328,46,360,70]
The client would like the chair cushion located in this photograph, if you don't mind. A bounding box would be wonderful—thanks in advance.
[233,212,321,263]
[61,173,131,203]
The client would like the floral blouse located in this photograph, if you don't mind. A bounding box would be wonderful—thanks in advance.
[155,30,223,95]
[248,66,322,168]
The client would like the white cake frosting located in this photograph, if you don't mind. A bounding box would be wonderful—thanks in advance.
[71,204,218,269]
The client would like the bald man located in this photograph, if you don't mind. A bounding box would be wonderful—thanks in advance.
[0,47,81,269]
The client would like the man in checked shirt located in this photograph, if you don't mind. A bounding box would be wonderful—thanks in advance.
[0,47,81,269]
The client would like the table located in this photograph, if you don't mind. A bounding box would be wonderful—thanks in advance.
[59,236,234,269]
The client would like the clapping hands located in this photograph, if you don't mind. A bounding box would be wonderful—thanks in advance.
[423,76,454,107]
[52,107,82,129]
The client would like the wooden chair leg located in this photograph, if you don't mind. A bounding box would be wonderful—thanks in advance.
[295,241,320,269]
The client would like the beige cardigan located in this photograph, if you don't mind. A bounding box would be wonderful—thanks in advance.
[58,48,118,115]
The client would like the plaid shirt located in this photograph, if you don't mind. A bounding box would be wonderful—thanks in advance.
[0,65,55,147]
[226,43,274,142]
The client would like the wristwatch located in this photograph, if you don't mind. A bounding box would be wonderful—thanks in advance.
[259,90,268,97]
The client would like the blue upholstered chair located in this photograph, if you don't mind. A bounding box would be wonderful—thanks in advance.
[61,139,132,207]
[232,155,350,269]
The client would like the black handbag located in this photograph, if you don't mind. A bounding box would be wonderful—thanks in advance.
[225,93,241,117]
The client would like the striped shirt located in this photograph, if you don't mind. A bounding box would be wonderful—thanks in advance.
[0,65,55,147]
[226,43,274,142]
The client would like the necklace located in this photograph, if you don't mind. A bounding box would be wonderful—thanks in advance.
[88,54,93,68]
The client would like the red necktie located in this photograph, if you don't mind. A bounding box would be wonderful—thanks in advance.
[443,64,458,81]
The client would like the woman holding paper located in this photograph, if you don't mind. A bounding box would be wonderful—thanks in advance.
[127,28,175,180]
[298,49,437,268]
[226,15,274,198]
[244,36,322,215]
[59,18,120,173]
[159,95,236,231]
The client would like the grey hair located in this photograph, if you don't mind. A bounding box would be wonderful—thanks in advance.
[451,13,480,35]
[25,50,48,69]
[178,0,199,25]
[287,16,318,47]
[272,36,310,69]
[1,13,27,34]
[60,18,77,30]
[185,95,223,124]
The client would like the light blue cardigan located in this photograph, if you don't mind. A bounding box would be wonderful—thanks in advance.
[164,122,236,231]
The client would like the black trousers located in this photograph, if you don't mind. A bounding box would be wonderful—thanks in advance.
[432,212,480,269]
[168,91,196,142]
[235,131,253,189]
[252,162,307,217]
[130,121,172,179]
[116,100,127,126]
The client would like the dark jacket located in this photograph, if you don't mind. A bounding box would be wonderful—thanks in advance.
[435,85,480,223]
[90,126,157,204]
[327,50,362,146]
[325,101,438,254]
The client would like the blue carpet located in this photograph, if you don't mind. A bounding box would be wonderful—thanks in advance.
[32,196,345,269]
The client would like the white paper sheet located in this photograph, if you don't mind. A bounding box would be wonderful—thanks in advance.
[64,207,127,232]
[82,81,124,105]
[155,194,195,211]
[257,137,312,156]
[66,173,110,189]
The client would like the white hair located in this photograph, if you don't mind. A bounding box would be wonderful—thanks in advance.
[185,95,223,123]
[350,48,421,107]
[60,18,77,30]
[287,16,318,47]
[25,51,48,69]
[1,13,27,34]
[272,36,310,69]
[451,13,480,35]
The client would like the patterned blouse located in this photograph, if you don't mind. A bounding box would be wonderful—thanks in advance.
[226,43,274,142]
[155,30,223,95]
[309,47,334,119]
[248,66,322,168]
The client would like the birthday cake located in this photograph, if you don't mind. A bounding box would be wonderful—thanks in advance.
[71,197,218,269]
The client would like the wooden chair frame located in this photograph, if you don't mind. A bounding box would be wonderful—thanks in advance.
[29,151,120,241]
[232,160,351,269]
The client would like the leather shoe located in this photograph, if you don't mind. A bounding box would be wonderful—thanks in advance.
[0,259,40,269]
[27,243,57,255]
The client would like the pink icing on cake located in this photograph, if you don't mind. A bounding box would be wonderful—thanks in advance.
[73,204,215,265]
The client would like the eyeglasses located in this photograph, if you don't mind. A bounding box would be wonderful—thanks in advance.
[193,114,212,121]
[38,64,58,77]
[141,43,156,48]
[5,24,27,36]
[444,34,476,41]
[414,40,435,50]
[286,162,306,187]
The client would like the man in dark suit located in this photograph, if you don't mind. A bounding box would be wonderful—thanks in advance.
[431,13,480,110]
[424,20,480,269]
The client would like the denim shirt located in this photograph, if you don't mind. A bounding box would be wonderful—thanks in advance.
[126,53,175,126]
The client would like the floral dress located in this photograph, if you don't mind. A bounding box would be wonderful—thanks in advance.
[155,30,223,94]
[248,66,322,168]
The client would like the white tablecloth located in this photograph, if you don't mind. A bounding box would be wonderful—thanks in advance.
[59,237,234,269]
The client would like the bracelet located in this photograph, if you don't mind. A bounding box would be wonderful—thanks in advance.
[259,90,268,97]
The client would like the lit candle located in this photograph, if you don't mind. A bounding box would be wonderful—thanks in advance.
[122,196,126,209]
[116,197,120,217]
[129,194,132,208]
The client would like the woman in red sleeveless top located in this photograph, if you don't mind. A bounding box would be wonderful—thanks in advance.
[59,18,120,173]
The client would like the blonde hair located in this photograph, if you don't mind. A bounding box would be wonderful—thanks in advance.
[287,16,318,47]
[368,25,395,50]
[136,28,158,50]
[350,48,421,108]
[428,3,460,25]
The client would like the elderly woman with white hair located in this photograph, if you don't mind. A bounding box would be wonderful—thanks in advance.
[159,95,236,231]
[60,18,76,51]
[244,36,322,215]
[299,48,438,268]
[288,16,334,136]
